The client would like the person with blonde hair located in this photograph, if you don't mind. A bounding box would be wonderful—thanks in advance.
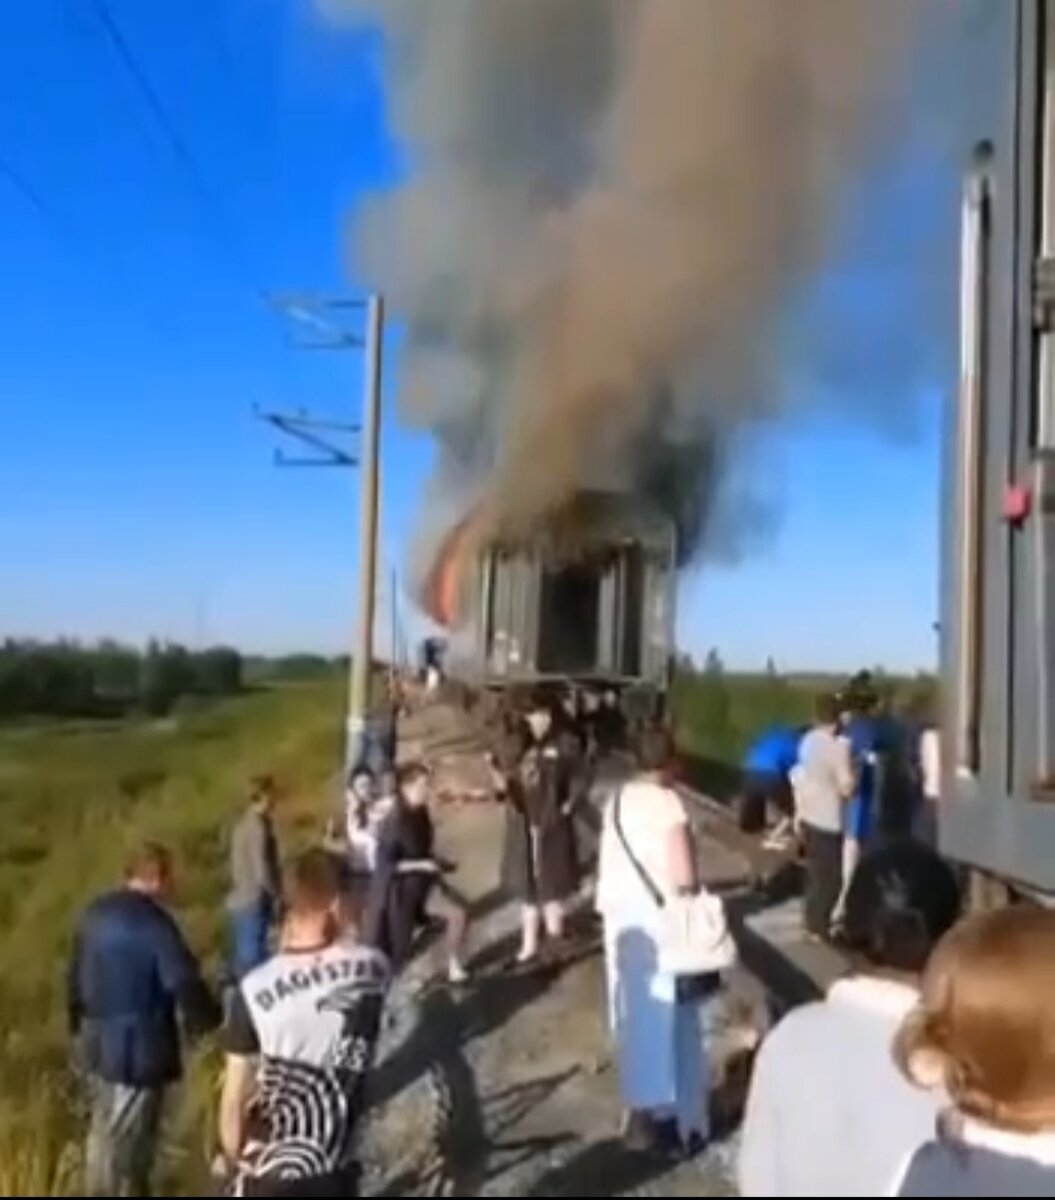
[891,907,1055,1195]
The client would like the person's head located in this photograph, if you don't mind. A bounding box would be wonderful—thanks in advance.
[895,907,1055,1133]
[283,848,344,946]
[347,765,375,804]
[125,841,175,900]
[846,670,880,717]
[329,852,367,940]
[841,840,961,977]
[815,692,841,729]
[636,724,675,777]
[250,774,278,814]
[526,688,554,741]
[397,762,431,809]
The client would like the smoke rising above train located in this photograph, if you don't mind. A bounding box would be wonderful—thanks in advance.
[319,0,981,618]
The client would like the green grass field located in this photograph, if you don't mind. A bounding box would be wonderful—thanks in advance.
[0,681,345,1195]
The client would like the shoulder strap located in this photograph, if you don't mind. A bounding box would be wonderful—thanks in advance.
[613,788,666,910]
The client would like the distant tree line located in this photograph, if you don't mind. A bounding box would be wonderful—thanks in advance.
[0,639,245,719]
[243,653,345,685]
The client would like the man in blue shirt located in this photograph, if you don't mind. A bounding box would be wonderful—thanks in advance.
[832,679,882,930]
[843,691,881,846]
[69,841,221,1196]
[740,725,804,836]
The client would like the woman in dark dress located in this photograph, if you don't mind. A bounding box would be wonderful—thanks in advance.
[365,763,470,985]
[492,691,587,964]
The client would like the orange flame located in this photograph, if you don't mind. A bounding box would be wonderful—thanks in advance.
[422,508,485,628]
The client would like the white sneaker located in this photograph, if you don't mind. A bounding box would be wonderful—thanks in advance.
[447,959,470,985]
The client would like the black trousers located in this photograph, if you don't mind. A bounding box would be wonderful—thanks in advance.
[803,823,843,938]
[914,800,939,849]
[739,771,794,833]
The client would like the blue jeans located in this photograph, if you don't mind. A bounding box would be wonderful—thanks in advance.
[230,898,273,980]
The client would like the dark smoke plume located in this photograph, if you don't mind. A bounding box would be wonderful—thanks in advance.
[321,0,961,583]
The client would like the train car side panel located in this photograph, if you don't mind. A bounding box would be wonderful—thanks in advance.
[941,0,1055,891]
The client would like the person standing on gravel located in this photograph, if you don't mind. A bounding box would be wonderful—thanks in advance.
[364,762,471,985]
[596,725,713,1159]
[494,689,587,965]
[70,842,221,1197]
[226,775,284,980]
[795,693,856,941]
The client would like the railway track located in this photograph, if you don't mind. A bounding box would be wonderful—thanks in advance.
[360,752,845,1197]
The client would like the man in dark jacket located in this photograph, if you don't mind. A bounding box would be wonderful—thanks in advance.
[69,841,221,1197]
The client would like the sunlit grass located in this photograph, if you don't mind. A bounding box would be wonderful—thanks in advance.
[0,682,343,1195]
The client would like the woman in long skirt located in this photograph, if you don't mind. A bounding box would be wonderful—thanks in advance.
[596,725,711,1157]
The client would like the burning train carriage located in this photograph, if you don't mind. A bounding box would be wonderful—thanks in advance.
[439,492,677,716]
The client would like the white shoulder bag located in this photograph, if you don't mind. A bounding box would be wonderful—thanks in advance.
[614,788,737,978]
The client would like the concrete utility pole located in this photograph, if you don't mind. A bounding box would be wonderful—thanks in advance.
[348,294,384,768]
[260,291,386,770]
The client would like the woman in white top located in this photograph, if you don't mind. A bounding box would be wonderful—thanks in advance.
[795,692,856,941]
[739,840,961,1197]
[345,765,392,875]
[596,725,711,1158]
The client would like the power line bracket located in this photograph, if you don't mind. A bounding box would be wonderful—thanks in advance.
[255,407,359,469]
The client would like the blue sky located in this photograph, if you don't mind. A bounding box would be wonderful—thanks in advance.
[0,0,951,672]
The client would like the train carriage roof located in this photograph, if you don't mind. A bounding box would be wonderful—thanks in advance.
[486,490,675,560]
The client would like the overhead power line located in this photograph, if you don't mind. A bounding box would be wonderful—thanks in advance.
[84,0,266,300]
[0,156,65,232]
[0,140,186,341]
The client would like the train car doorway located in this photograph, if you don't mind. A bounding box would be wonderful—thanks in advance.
[537,563,601,674]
